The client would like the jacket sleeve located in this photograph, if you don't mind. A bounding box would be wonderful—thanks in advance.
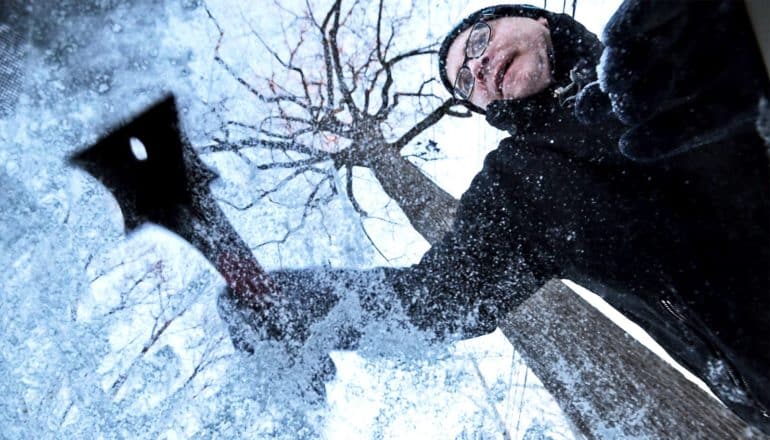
[222,141,566,346]
[383,142,552,339]
[218,153,547,348]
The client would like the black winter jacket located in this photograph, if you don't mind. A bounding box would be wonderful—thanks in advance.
[388,3,770,432]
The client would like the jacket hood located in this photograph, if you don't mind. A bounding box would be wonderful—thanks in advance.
[438,4,603,117]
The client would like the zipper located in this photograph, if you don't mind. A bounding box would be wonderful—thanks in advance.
[657,294,770,420]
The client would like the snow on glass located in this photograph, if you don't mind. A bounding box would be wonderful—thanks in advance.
[0,0,620,438]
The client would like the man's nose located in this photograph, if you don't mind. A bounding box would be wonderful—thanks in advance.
[467,56,491,81]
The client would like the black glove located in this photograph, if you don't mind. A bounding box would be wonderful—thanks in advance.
[600,0,767,161]
[215,276,355,401]
[217,273,346,351]
[216,268,396,354]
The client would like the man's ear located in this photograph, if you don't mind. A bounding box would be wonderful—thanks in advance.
[537,17,549,28]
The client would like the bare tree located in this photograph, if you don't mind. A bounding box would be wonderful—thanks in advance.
[201,0,470,246]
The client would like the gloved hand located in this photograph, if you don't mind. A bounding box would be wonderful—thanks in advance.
[217,268,375,353]
[216,269,371,401]
[599,0,767,161]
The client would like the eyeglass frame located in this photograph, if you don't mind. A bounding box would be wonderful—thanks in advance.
[453,20,493,101]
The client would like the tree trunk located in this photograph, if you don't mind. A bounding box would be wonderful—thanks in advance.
[367,148,458,245]
[499,279,765,439]
[746,0,770,78]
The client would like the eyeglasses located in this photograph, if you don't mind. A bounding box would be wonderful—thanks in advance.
[453,21,492,101]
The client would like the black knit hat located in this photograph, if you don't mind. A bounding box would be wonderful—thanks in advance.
[437,4,557,113]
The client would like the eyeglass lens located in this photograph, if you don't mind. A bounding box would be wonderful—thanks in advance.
[455,68,474,99]
[454,22,491,100]
[466,22,490,58]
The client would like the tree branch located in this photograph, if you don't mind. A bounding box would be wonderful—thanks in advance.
[390,98,464,150]
[326,0,359,117]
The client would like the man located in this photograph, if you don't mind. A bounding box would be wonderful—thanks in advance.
[225,1,770,433]
[432,1,769,431]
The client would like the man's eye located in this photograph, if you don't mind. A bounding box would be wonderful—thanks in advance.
[469,39,483,54]
[466,24,490,57]
[456,68,474,98]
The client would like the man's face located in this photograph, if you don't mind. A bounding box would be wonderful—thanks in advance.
[445,16,553,110]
